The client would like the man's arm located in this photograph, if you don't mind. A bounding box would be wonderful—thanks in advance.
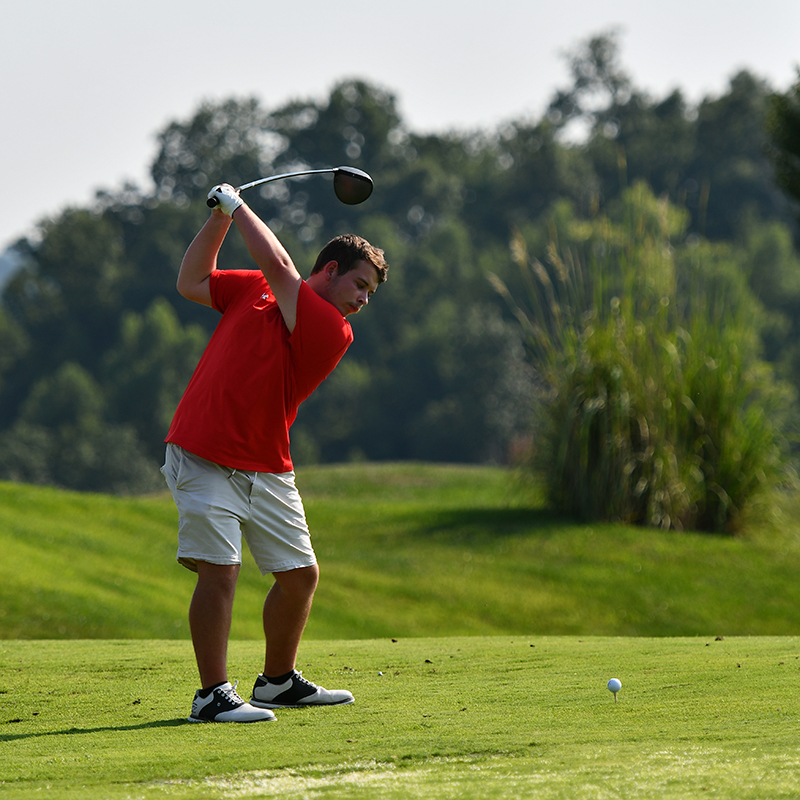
[176,210,233,306]
[232,204,303,333]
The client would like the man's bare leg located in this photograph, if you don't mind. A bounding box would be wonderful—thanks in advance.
[262,564,319,676]
[252,564,353,707]
[189,562,239,688]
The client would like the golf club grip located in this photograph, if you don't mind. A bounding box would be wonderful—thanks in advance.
[207,196,220,209]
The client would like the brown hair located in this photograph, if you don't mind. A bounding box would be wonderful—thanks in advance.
[311,234,388,284]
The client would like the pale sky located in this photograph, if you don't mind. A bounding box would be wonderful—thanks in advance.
[1,0,798,252]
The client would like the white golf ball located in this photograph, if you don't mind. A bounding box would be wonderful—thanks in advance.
[607,678,622,693]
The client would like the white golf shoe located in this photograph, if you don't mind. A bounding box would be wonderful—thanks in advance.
[250,670,354,708]
[189,681,277,723]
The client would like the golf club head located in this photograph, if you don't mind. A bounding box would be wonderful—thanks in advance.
[333,167,373,205]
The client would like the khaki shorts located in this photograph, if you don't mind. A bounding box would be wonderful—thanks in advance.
[161,443,316,575]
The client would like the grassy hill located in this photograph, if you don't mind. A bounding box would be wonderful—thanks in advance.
[3,462,800,639]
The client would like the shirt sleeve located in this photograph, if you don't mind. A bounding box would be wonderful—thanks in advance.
[210,270,268,313]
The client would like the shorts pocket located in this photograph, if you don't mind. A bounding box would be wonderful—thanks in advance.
[161,443,185,490]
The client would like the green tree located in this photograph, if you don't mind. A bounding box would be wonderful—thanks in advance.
[103,298,208,459]
[547,29,633,130]
[767,72,800,222]
[729,217,800,429]
[150,97,274,204]
[689,71,789,239]
[2,209,129,416]
[0,306,28,399]
[97,193,211,325]
[19,361,105,430]
[0,362,162,493]
[583,88,696,204]
[548,32,792,240]
[270,79,402,173]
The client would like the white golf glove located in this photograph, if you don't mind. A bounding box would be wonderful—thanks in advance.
[207,183,244,216]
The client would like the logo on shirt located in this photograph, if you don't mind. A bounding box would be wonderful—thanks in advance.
[261,293,269,300]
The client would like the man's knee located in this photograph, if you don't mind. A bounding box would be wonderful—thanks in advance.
[273,564,319,599]
[196,562,240,594]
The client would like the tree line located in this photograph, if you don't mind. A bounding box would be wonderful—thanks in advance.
[1,32,799,511]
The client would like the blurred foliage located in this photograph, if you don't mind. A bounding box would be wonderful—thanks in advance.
[2,34,800,506]
[492,185,794,532]
[768,70,800,225]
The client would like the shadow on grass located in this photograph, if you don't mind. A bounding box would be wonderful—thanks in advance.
[0,717,191,743]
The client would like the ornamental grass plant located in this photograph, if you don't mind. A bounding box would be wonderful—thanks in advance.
[492,184,793,532]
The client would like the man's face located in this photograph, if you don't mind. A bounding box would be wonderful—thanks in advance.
[324,260,380,317]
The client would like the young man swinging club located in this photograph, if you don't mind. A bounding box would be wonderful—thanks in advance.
[162,183,388,722]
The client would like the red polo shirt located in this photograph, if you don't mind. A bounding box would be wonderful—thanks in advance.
[166,269,353,472]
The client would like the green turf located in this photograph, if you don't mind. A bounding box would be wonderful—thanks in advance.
[4,464,800,797]
[2,637,800,798]
[2,463,800,640]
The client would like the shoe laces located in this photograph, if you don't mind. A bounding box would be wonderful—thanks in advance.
[294,671,317,689]
[218,681,245,705]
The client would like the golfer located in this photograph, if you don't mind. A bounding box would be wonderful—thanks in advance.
[161,183,388,722]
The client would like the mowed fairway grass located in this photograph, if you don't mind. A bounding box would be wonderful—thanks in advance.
[3,463,800,797]
[3,637,800,799]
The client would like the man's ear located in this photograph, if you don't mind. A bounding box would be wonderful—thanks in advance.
[324,260,339,279]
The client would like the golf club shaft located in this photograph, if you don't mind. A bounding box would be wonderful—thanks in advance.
[237,168,336,193]
[207,168,337,208]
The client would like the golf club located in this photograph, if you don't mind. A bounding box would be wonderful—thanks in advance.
[206,165,373,208]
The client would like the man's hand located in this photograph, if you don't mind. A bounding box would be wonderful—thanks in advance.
[207,184,244,216]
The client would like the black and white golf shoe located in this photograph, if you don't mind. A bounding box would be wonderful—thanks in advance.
[189,681,276,723]
[250,670,354,708]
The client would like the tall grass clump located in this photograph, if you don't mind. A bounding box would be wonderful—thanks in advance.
[491,183,792,532]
